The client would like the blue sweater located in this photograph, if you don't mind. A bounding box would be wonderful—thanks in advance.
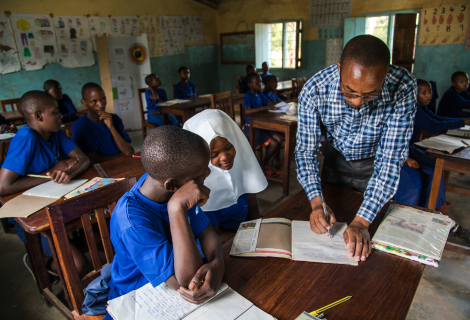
[58,94,78,123]
[437,86,470,118]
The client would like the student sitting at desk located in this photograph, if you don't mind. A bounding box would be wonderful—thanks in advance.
[437,71,470,118]
[44,79,78,123]
[240,64,256,94]
[72,82,134,164]
[0,91,90,281]
[260,62,272,80]
[243,73,283,177]
[0,114,17,133]
[184,109,267,243]
[174,66,197,99]
[104,126,224,319]
[144,74,179,127]
[263,75,287,102]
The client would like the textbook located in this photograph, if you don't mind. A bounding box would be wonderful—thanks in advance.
[371,203,453,265]
[415,134,470,153]
[64,177,124,199]
[107,282,276,320]
[230,218,358,266]
[447,125,470,138]
[157,99,190,106]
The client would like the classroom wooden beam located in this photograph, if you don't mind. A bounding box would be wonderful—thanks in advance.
[193,0,218,10]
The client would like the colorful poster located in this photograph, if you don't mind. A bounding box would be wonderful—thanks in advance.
[110,16,140,37]
[0,14,21,74]
[53,16,91,41]
[139,16,164,57]
[182,15,203,42]
[88,16,112,50]
[56,39,94,68]
[160,16,185,56]
[419,4,470,45]
[309,0,351,28]
[10,14,58,71]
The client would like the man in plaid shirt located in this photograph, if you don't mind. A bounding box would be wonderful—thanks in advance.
[295,35,417,263]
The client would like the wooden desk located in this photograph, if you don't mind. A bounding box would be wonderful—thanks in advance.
[277,80,293,95]
[245,112,297,195]
[3,109,87,127]
[161,94,245,125]
[222,186,425,320]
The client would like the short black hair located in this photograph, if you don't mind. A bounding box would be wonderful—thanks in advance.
[246,72,260,84]
[43,79,60,91]
[81,82,103,99]
[145,74,157,86]
[141,126,209,180]
[341,35,390,69]
[178,66,188,73]
[451,71,467,83]
[263,75,278,85]
[246,64,255,72]
[262,62,268,66]
[416,79,430,88]
[18,90,57,120]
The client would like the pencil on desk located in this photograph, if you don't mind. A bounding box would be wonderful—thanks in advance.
[309,296,352,316]
[27,174,51,179]
[132,155,141,158]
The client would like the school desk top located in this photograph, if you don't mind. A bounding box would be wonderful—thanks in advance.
[426,146,470,162]
[222,185,425,320]
[160,94,245,111]
[277,79,293,93]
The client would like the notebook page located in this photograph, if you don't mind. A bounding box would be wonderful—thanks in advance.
[23,179,88,198]
[237,306,277,320]
[292,221,358,266]
[269,101,290,113]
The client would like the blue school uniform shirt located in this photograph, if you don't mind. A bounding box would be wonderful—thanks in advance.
[173,81,196,99]
[144,88,168,112]
[0,114,9,126]
[107,172,210,302]
[263,91,282,102]
[240,77,249,94]
[437,86,470,118]
[260,72,272,80]
[2,125,76,175]
[243,91,270,124]
[204,194,249,232]
[72,114,131,157]
[58,94,78,123]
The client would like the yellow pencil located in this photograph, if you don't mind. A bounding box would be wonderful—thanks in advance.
[309,296,352,316]
[27,174,51,179]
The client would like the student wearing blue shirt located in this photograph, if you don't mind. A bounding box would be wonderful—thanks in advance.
[72,83,134,164]
[174,66,197,99]
[243,73,283,176]
[44,79,78,123]
[104,126,224,320]
[437,71,470,118]
[263,75,287,102]
[0,91,90,280]
[144,74,179,127]
[260,62,272,80]
[239,64,256,94]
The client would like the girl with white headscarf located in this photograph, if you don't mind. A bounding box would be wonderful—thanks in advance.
[183,109,268,243]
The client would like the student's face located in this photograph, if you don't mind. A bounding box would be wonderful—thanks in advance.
[337,61,388,109]
[210,137,236,170]
[150,76,161,88]
[177,150,211,187]
[38,102,63,132]
[246,66,256,75]
[248,76,262,91]
[265,78,278,91]
[417,83,432,106]
[82,88,107,116]
[179,69,190,80]
[262,63,269,73]
[452,74,469,93]
[47,84,63,101]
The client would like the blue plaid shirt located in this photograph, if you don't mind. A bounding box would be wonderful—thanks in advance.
[295,64,417,222]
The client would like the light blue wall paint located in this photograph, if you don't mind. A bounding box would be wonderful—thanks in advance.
[218,39,327,93]
[0,53,101,111]
[222,43,255,62]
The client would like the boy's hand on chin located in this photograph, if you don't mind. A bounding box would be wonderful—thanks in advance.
[99,112,114,129]
[177,260,224,304]
[168,180,210,213]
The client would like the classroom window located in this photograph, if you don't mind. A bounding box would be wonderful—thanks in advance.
[365,16,390,45]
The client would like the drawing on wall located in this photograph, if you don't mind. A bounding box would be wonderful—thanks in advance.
[111,16,141,37]
[111,58,129,73]
[128,42,148,65]
[53,16,91,41]
[182,15,203,42]
[309,0,351,28]
[325,38,343,67]
[0,14,21,74]
[110,45,126,58]
[11,13,58,71]
[117,85,132,99]
[160,16,185,56]
[88,16,112,50]
[139,16,164,57]
[118,99,133,112]
[58,39,94,68]
[419,4,470,45]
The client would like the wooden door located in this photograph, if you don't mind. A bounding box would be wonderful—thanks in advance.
[392,14,418,72]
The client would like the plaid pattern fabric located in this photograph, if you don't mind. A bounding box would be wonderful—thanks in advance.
[295,64,417,222]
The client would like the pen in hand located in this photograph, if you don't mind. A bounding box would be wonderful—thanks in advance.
[321,193,332,238]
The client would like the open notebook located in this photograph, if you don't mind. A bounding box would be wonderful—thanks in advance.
[107,282,275,320]
[230,218,358,266]
[157,99,190,106]
[415,134,470,153]
[447,125,470,138]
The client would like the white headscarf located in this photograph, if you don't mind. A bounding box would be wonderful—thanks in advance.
[183,109,268,211]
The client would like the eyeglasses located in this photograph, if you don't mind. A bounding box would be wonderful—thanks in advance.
[340,78,380,102]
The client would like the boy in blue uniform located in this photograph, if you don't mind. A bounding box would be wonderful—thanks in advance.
[105,126,224,319]
[72,83,134,164]
[239,64,256,94]
[0,91,90,279]
[437,71,470,118]
[263,75,287,101]
[174,66,197,99]
[144,74,179,127]
[243,73,283,176]
[44,79,78,122]
[260,62,272,80]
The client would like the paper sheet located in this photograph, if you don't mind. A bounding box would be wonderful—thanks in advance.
[0,133,15,140]
[110,16,140,37]
[182,15,203,43]
[292,221,358,266]
[160,16,185,56]
[415,134,470,153]
[268,101,290,113]
[139,16,164,57]
[0,14,21,74]
[23,179,88,198]
[309,0,352,28]
[230,219,261,255]
[88,16,112,50]
[0,195,57,218]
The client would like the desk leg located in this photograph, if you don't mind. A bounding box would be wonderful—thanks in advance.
[162,113,169,125]
[24,232,51,299]
[283,126,292,196]
[182,112,190,124]
[428,158,445,210]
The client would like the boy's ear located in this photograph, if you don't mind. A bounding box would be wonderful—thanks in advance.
[81,99,87,107]
[163,179,179,193]
[35,110,43,121]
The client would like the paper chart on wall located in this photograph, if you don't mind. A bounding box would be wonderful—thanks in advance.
[118,99,133,113]
[110,16,140,37]
[53,16,91,41]
[0,14,21,74]
[419,5,470,45]
[309,0,351,28]
[88,16,112,50]
[325,38,343,67]
[10,14,58,71]
[160,16,185,56]
[139,16,164,57]
[182,15,203,42]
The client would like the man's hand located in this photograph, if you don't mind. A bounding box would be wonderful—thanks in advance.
[343,216,371,262]
[99,112,114,129]
[309,196,336,235]
[177,259,224,304]
[405,157,420,169]
[168,180,211,214]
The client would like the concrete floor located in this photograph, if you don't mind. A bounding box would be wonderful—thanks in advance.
[0,129,469,319]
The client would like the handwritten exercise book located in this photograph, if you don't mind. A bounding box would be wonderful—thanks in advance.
[107,282,276,320]
[0,179,88,218]
[230,218,358,266]
[415,134,470,153]
[157,99,190,107]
